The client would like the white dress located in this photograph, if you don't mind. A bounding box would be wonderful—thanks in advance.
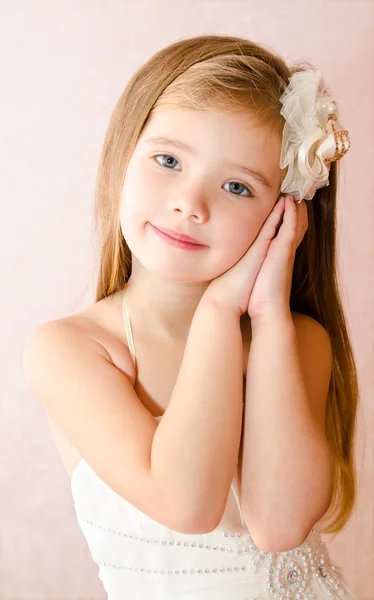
[70,292,357,600]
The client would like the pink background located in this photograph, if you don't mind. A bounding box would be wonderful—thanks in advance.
[2,1,373,598]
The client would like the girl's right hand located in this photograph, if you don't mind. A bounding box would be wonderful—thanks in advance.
[201,195,286,316]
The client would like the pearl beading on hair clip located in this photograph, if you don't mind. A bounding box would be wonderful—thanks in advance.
[279,70,351,202]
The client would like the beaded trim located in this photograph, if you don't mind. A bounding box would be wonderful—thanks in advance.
[76,515,348,599]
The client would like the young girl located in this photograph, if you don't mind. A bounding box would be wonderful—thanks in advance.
[23,34,358,600]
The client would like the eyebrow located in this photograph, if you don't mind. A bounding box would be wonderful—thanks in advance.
[144,136,273,190]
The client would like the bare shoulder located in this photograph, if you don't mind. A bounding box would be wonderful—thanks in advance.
[289,311,332,368]
[23,320,106,477]
[54,290,135,380]
[23,291,136,479]
[290,311,331,339]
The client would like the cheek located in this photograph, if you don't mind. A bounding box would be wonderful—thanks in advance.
[122,166,161,220]
[120,175,149,225]
[213,218,260,268]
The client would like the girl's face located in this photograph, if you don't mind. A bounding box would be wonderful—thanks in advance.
[120,107,282,283]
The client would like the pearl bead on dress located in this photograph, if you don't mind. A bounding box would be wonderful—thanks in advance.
[75,513,348,599]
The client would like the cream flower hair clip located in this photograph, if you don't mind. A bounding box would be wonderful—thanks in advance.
[279,69,351,202]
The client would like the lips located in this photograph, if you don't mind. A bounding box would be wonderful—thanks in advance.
[152,225,206,246]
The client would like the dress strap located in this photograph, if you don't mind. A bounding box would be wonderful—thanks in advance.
[122,290,137,377]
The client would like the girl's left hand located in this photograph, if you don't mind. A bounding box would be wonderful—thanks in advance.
[247,194,309,323]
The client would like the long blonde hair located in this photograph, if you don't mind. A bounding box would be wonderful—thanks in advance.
[84,34,360,539]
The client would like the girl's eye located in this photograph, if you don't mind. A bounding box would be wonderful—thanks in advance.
[154,154,181,171]
[152,154,254,198]
[223,181,253,198]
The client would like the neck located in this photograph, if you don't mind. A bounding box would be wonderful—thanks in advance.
[123,260,211,342]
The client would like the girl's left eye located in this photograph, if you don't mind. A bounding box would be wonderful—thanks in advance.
[152,154,254,198]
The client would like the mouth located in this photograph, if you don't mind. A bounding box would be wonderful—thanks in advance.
[150,224,208,251]
[152,225,206,246]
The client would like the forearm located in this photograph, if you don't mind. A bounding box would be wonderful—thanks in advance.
[241,315,333,550]
[151,300,244,532]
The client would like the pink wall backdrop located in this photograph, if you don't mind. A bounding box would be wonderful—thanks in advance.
[1,1,372,599]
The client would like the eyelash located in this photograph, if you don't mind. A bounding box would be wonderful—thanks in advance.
[151,154,254,198]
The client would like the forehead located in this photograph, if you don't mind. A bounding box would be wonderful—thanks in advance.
[141,107,278,148]
[139,107,281,184]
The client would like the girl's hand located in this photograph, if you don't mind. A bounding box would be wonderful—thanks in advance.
[247,194,309,324]
[202,195,291,316]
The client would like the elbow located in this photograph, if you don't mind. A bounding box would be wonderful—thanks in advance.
[174,503,224,535]
[243,513,317,553]
[249,527,313,553]
[171,491,226,535]
[179,507,224,535]
[152,483,225,535]
[171,513,221,535]
[191,500,227,535]
[190,511,224,535]
[249,524,314,552]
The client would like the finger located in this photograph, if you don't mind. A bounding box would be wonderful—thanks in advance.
[257,196,286,242]
[284,196,308,247]
[275,195,297,241]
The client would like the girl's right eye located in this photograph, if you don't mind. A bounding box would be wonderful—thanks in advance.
[153,154,181,170]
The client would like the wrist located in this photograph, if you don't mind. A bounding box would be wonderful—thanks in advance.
[198,297,242,320]
[250,309,294,333]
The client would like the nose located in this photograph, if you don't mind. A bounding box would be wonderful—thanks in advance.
[168,187,210,222]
